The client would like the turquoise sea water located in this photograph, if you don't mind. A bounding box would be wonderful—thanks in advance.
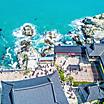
[0,0,104,68]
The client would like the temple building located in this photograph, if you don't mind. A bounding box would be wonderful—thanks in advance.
[1,71,68,104]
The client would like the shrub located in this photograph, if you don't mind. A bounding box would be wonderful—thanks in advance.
[58,68,65,81]
[73,81,92,87]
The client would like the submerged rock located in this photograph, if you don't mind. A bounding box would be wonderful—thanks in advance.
[0,28,2,31]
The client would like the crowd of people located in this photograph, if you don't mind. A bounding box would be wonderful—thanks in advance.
[25,63,56,78]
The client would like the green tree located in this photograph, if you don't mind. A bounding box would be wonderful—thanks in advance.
[58,68,65,82]
[65,75,74,84]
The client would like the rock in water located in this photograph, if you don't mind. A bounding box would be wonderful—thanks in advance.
[22,25,34,36]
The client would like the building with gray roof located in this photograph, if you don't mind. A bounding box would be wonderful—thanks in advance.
[100,38,104,44]
[1,71,68,104]
[89,44,104,57]
[77,83,104,103]
[86,44,104,57]
[85,44,104,79]
[100,52,104,67]
[54,46,82,56]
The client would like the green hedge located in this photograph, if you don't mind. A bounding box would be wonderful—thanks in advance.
[58,69,65,81]
[73,81,92,86]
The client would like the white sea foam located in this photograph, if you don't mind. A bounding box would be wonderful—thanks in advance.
[11,62,18,69]
[13,23,37,52]
[1,47,18,69]
[13,23,37,38]
[71,19,84,27]
[5,47,13,64]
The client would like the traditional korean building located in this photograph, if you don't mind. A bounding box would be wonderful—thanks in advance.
[76,82,104,103]
[1,71,68,104]
[86,44,104,79]
[54,46,82,58]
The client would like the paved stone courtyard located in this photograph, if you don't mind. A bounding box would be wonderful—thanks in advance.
[55,56,100,82]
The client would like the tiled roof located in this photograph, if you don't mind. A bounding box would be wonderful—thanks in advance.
[100,52,104,66]
[1,71,68,104]
[77,83,104,103]
[54,46,82,53]
[100,38,104,43]
[86,44,104,57]
[13,83,56,104]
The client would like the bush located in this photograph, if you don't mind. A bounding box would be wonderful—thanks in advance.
[65,76,74,83]
[58,68,65,81]
[55,64,74,83]
[24,68,31,75]
[73,81,92,87]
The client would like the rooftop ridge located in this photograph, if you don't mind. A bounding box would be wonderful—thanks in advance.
[14,82,53,91]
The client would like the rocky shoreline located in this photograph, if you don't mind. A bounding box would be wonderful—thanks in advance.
[0,13,104,104]
[70,13,104,44]
[12,13,104,70]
